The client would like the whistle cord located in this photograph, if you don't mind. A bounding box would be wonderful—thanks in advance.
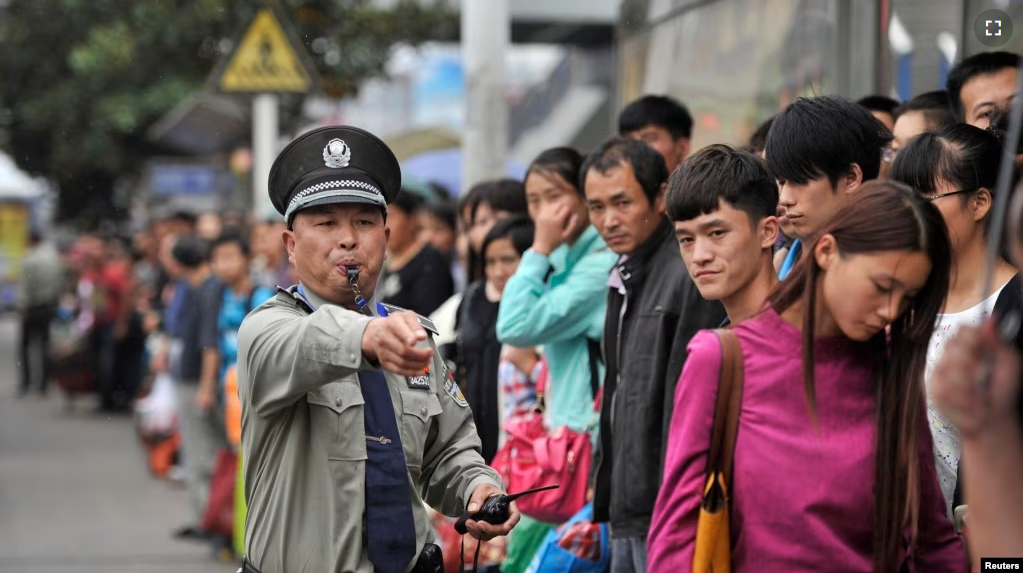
[458,535,483,573]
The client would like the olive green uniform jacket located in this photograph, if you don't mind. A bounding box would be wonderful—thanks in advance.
[237,285,503,573]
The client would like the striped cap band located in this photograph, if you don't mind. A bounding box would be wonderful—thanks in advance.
[283,178,386,222]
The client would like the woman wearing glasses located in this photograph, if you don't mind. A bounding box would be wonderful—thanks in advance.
[891,123,1021,516]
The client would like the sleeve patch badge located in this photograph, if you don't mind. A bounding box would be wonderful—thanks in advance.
[443,372,468,408]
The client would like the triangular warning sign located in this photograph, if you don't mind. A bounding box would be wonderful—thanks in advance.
[214,8,317,93]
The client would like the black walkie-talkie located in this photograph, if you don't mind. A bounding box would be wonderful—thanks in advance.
[453,485,559,535]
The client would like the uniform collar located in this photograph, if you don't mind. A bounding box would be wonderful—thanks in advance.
[296,282,331,310]
[292,282,391,317]
[291,282,370,311]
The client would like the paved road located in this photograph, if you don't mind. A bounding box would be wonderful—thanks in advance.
[0,317,238,573]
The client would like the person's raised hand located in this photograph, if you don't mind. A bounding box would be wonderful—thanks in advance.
[360,312,434,376]
[932,319,1021,439]
[532,203,579,256]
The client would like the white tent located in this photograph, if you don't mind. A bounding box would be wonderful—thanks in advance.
[0,151,45,200]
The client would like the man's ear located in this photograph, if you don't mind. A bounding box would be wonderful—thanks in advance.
[654,182,668,214]
[841,163,865,195]
[283,229,297,265]
[813,233,838,270]
[760,216,780,249]
[678,137,691,162]
[971,188,993,222]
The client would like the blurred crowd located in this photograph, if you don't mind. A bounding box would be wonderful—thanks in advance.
[13,49,1024,572]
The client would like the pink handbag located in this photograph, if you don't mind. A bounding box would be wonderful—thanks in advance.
[492,360,596,524]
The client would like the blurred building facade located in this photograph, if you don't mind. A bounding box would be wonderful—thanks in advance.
[133,0,1022,217]
[142,0,622,209]
[617,0,1022,150]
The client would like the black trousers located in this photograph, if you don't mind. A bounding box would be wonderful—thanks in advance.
[90,323,117,410]
[19,305,54,394]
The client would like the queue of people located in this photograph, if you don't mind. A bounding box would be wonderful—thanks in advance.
[14,48,1022,573]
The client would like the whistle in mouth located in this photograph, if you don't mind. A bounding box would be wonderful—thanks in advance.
[345,265,372,315]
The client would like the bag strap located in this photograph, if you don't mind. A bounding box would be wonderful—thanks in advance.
[586,338,602,401]
[706,329,745,483]
[536,359,549,394]
[532,359,549,414]
[531,336,602,416]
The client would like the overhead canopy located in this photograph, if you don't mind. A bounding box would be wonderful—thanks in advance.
[0,152,45,200]
[147,93,249,155]
[384,126,461,162]
[402,147,527,197]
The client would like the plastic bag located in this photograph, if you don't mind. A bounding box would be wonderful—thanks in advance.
[135,372,178,438]
[526,504,609,573]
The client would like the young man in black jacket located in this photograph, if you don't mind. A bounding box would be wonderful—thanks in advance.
[618,94,693,174]
[582,137,725,572]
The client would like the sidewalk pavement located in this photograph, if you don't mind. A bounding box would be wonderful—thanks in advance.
[0,317,238,573]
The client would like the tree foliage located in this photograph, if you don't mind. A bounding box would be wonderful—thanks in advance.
[0,0,456,223]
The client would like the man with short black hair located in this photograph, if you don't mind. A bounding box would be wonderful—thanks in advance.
[891,90,958,154]
[765,95,893,278]
[211,231,275,394]
[747,116,775,158]
[856,94,901,131]
[667,145,780,323]
[582,136,724,573]
[618,94,693,173]
[171,235,227,540]
[946,51,1022,128]
[17,231,63,397]
[377,189,454,316]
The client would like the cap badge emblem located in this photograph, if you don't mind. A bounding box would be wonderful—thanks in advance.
[323,139,351,168]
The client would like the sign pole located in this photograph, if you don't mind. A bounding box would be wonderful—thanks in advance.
[208,5,320,222]
[252,94,279,223]
[461,0,508,195]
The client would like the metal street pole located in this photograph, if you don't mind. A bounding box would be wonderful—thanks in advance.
[461,0,509,195]
[252,93,279,222]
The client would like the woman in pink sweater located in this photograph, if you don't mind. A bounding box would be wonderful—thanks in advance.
[648,182,965,572]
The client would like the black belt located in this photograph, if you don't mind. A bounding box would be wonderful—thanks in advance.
[241,543,444,573]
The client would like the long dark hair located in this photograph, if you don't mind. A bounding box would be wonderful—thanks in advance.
[890,123,1002,200]
[482,215,534,261]
[767,180,952,572]
[470,178,528,223]
[463,179,528,283]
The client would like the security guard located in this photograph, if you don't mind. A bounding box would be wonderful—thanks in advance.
[236,126,517,573]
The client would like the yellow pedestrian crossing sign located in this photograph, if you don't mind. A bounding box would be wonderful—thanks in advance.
[212,7,319,94]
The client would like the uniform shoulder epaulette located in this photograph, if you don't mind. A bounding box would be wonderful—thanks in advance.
[380,303,439,335]
[277,285,314,313]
